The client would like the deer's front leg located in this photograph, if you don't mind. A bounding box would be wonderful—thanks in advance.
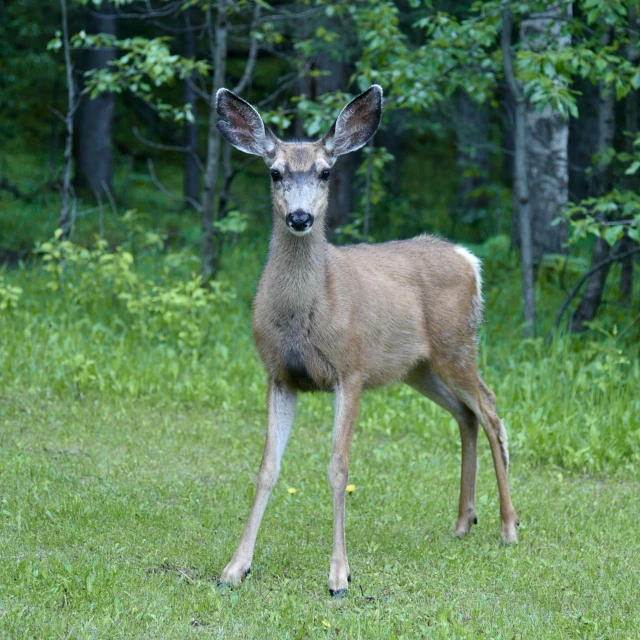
[219,380,296,585]
[328,377,362,597]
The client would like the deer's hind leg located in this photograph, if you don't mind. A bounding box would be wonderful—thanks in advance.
[474,375,519,543]
[407,364,479,538]
[439,363,519,544]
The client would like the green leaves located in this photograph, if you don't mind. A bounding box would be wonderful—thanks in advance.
[69,32,208,122]
[47,30,63,53]
[560,188,640,247]
[295,92,351,137]
[624,160,640,175]
[33,221,234,355]
[213,210,248,235]
[581,0,628,26]
[603,224,626,247]
[0,276,23,313]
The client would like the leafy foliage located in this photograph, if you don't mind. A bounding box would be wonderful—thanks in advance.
[1,223,637,472]
[559,133,640,247]
[37,224,232,349]
[0,275,23,312]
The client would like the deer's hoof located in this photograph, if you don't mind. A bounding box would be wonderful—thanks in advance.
[454,512,477,538]
[329,588,347,598]
[328,560,350,595]
[500,520,519,545]
[218,562,251,587]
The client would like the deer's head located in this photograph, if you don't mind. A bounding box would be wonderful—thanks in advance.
[216,86,383,236]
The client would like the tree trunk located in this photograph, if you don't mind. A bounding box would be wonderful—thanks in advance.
[571,37,616,333]
[503,89,522,249]
[184,9,201,209]
[570,236,612,332]
[620,90,637,299]
[74,0,116,196]
[503,8,536,337]
[621,7,638,299]
[520,2,571,263]
[201,0,227,282]
[48,79,62,187]
[217,140,232,221]
[59,0,76,239]
[378,111,401,197]
[568,76,599,202]
[455,91,490,234]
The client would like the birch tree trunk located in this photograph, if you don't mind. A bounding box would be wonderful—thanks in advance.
[74,0,116,196]
[571,32,616,333]
[620,88,637,299]
[201,0,227,282]
[520,2,571,263]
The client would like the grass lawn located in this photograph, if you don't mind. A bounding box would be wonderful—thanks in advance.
[1,389,638,639]
[1,157,638,637]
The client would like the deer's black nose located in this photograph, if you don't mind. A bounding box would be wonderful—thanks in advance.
[286,210,314,233]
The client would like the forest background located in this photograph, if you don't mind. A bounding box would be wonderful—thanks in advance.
[0,0,639,637]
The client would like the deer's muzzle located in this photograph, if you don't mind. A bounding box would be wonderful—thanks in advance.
[286,210,314,235]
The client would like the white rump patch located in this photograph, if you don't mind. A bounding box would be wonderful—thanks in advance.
[454,245,482,298]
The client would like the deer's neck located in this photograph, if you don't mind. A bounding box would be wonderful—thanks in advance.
[263,220,328,311]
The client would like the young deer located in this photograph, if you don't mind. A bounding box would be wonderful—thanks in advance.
[216,85,518,596]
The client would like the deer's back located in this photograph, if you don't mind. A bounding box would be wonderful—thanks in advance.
[328,235,482,384]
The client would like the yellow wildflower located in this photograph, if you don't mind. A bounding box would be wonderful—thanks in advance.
[288,487,297,494]
[346,484,356,494]
[321,620,331,628]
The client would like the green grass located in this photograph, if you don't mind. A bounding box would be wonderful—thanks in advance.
[2,232,638,474]
[0,249,639,638]
[0,388,639,638]
[1,146,639,637]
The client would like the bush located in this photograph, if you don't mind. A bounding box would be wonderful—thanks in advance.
[1,226,244,400]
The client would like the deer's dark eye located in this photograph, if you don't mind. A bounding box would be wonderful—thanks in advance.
[270,169,282,182]
[320,168,331,181]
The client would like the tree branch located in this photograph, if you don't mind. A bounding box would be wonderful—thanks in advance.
[546,246,640,344]
[256,61,313,108]
[85,0,183,20]
[0,177,26,200]
[232,0,261,95]
[133,126,205,174]
[186,76,212,103]
[501,7,522,103]
[147,158,203,212]
[149,19,207,34]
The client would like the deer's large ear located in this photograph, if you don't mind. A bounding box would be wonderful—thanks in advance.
[216,88,278,157]
[321,85,383,157]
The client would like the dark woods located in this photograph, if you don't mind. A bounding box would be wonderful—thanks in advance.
[1,0,639,337]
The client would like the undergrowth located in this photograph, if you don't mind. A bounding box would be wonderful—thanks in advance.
[1,223,638,475]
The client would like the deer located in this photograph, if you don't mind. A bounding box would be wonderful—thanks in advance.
[216,84,519,597]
